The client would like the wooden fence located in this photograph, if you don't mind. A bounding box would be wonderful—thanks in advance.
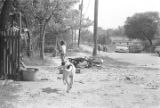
[0,31,20,80]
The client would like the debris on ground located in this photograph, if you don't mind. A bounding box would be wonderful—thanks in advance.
[68,56,103,68]
[122,74,145,85]
[145,81,160,89]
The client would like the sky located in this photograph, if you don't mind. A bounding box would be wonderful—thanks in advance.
[81,0,160,30]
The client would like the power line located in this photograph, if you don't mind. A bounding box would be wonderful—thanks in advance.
[78,0,83,47]
[83,0,91,16]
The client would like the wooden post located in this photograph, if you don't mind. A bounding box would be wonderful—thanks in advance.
[5,33,8,79]
[0,37,1,76]
[17,12,22,79]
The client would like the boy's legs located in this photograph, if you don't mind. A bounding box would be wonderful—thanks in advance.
[61,53,65,65]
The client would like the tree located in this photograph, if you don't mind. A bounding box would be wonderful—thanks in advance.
[20,0,79,59]
[30,0,57,59]
[81,29,93,43]
[97,27,112,45]
[0,0,18,31]
[113,26,125,36]
[124,12,160,45]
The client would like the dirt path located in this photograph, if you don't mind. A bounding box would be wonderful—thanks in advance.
[1,45,160,108]
[10,65,160,108]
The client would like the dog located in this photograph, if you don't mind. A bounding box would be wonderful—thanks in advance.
[59,61,76,93]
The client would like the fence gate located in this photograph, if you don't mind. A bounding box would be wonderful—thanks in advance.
[0,31,20,80]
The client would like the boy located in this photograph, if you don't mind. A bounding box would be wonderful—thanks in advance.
[59,40,66,65]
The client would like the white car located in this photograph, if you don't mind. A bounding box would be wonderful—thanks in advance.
[115,45,129,53]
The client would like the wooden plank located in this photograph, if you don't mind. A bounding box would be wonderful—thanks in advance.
[1,36,4,77]
[9,35,13,78]
[5,39,8,79]
[17,32,20,74]
[14,33,18,79]
[9,32,13,77]
[13,36,17,79]
[12,36,15,78]
[0,37,1,74]
[0,31,21,80]
[8,35,11,77]
[0,36,2,76]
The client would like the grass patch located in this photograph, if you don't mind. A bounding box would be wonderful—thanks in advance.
[23,56,53,66]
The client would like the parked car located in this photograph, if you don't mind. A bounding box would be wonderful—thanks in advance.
[128,44,143,53]
[155,46,160,56]
[115,45,129,53]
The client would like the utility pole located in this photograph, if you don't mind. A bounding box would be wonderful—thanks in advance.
[93,0,98,56]
[78,0,83,47]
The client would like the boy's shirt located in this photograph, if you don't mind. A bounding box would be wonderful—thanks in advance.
[61,45,66,54]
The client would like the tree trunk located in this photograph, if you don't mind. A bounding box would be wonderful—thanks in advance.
[148,39,152,46]
[39,32,45,60]
[55,35,58,56]
[148,39,153,52]
[39,24,42,59]
[0,0,13,31]
[39,23,46,60]
[26,31,31,57]
[75,30,77,45]
[23,16,32,57]
[71,28,74,48]
[38,15,52,59]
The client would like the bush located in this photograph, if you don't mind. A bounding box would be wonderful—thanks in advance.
[44,45,56,53]
[143,45,155,53]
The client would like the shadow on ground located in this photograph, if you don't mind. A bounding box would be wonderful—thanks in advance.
[42,87,62,94]
[0,81,21,108]
[100,56,133,67]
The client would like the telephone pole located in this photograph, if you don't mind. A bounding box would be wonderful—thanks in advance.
[93,0,98,56]
[78,0,83,47]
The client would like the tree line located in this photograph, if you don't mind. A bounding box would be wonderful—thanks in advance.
[0,0,159,58]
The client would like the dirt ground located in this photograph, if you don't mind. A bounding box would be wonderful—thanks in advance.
[0,45,160,108]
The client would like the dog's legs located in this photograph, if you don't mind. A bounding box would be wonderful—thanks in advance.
[70,76,74,89]
[66,77,71,93]
[63,75,66,85]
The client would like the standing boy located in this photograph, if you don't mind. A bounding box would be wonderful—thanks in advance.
[59,40,66,65]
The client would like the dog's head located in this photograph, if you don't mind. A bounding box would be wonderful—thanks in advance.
[65,61,75,71]
[58,60,75,71]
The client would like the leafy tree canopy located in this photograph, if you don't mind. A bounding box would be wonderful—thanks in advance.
[124,12,160,45]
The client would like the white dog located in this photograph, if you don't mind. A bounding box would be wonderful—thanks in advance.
[59,62,76,93]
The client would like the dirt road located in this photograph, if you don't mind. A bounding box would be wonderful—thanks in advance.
[104,53,160,69]
[1,45,160,108]
[81,44,160,69]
